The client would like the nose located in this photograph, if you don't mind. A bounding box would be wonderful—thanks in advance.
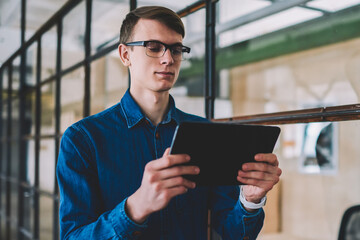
[160,48,174,65]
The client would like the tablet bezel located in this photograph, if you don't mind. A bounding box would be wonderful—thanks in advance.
[170,121,280,186]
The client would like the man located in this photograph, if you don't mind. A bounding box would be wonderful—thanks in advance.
[57,6,282,240]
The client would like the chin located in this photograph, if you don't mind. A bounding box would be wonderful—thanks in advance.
[156,86,172,93]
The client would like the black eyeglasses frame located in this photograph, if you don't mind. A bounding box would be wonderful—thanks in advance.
[124,40,191,59]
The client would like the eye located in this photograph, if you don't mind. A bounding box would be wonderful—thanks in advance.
[146,42,163,53]
[171,46,183,55]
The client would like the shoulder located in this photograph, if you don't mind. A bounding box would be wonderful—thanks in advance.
[64,102,124,138]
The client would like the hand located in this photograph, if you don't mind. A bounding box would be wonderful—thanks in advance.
[237,153,282,203]
[126,148,199,223]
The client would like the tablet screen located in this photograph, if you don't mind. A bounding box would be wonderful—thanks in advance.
[170,122,280,185]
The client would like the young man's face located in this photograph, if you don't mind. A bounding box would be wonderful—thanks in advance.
[122,19,183,94]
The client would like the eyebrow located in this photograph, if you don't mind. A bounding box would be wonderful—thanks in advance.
[147,39,183,45]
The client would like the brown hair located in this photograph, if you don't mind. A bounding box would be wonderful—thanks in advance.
[119,6,185,44]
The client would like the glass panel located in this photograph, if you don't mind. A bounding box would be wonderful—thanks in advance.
[41,82,55,135]
[91,0,127,54]
[225,38,360,117]
[26,0,67,40]
[0,132,6,174]
[1,101,7,144]
[41,26,57,80]
[26,43,37,86]
[26,90,36,136]
[2,67,9,93]
[11,99,20,179]
[61,68,84,133]
[90,55,128,115]
[10,182,18,229]
[0,181,5,239]
[214,1,360,118]
[12,57,21,96]
[62,1,85,70]
[39,139,55,192]
[26,139,35,186]
[1,68,8,147]
[137,1,198,12]
[214,69,232,119]
[39,195,53,240]
[23,192,34,236]
[0,0,21,63]
[0,145,6,212]
[258,120,360,239]
[218,7,322,48]
[171,8,206,117]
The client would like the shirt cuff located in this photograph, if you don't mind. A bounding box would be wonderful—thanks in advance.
[237,198,263,215]
[110,198,148,239]
[239,186,267,210]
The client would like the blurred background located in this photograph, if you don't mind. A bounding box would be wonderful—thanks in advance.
[1,0,360,239]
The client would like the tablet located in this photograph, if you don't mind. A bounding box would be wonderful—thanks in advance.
[170,122,280,185]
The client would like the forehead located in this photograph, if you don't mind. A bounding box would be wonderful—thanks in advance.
[132,19,183,44]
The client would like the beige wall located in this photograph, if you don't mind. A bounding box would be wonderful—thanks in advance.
[229,38,360,239]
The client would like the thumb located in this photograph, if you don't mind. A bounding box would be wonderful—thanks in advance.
[163,147,171,157]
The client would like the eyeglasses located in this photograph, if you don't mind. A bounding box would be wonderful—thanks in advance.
[125,40,191,61]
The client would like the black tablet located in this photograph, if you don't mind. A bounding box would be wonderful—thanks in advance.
[170,122,280,186]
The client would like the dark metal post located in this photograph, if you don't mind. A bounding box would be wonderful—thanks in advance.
[6,64,13,240]
[33,38,42,240]
[0,68,3,239]
[127,0,137,87]
[84,0,92,118]
[205,0,216,120]
[18,0,27,238]
[53,20,63,240]
[21,0,26,45]
[205,1,217,239]
[130,0,137,11]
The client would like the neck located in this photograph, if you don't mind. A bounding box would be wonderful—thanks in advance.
[129,88,170,126]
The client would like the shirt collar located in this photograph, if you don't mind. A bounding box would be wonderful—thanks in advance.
[120,89,179,128]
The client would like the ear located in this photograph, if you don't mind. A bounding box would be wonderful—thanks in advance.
[118,44,131,67]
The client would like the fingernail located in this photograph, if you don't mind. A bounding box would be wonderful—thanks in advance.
[186,155,191,161]
[195,167,200,173]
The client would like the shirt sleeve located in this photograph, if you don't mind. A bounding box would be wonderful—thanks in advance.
[209,185,265,239]
[56,126,147,240]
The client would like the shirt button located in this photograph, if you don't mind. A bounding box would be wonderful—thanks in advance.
[132,231,142,237]
[244,217,250,221]
[243,237,249,240]
[155,132,160,139]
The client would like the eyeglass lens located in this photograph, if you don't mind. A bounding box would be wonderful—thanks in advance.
[145,41,185,59]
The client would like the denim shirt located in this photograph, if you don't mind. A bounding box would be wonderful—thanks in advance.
[57,90,264,240]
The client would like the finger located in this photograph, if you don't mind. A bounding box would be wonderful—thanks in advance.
[237,177,278,192]
[148,154,191,170]
[158,176,196,190]
[242,162,279,174]
[238,169,279,182]
[254,153,279,166]
[162,186,189,200]
[159,165,200,180]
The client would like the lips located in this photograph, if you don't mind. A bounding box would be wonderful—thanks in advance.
[155,71,174,76]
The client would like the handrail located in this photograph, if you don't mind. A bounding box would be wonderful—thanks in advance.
[213,103,360,125]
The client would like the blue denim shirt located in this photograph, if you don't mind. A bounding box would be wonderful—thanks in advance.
[57,90,264,240]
